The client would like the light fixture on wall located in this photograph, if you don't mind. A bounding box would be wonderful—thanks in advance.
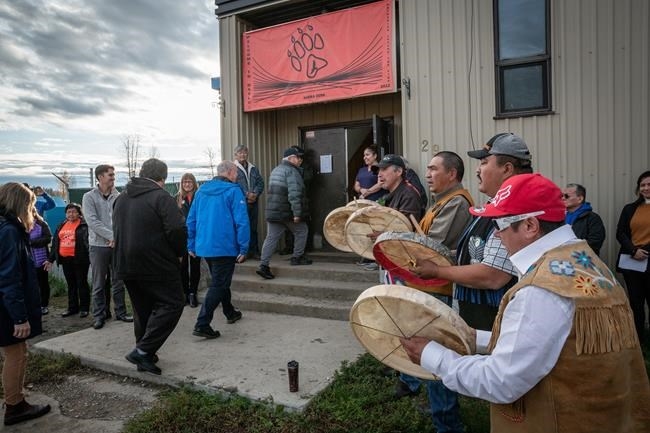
[401,77,411,100]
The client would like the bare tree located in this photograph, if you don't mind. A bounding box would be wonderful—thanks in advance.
[52,171,71,201]
[122,134,141,178]
[205,147,217,178]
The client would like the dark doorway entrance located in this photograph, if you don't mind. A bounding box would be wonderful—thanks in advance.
[300,117,394,251]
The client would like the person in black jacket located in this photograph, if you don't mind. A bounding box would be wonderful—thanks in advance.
[0,182,51,425]
[616,170,650,342]
[562,183,606,255]
[45,203,90,318]
[175,172,201,308]
[113,158,187,375]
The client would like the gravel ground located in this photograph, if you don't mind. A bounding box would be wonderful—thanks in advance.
[3,300,166,432]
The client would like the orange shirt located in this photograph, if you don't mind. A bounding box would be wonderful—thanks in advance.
[631,203,650,247]
[58,220,80,257]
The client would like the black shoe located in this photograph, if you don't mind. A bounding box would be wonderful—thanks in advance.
[92,319,105,330]
[4,399,51,426]
[79,311,89,318]
[290,255,313,266]
[115,314,134,323]
[256,265,275,279]
[192,326,220,339]
[188,293,198,308]
[227,310,243,324]
[61,310,78,318]
[125,349,161,375]
[41,306,49,315]
[394,380,419,399]
[152,353,159,363]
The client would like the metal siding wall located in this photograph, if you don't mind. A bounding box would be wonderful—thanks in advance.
[399,0,650,266]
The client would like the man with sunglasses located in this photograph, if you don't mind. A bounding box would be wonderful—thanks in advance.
[401,173,650,433]
[562,183,606,255]
[410,133,533,332]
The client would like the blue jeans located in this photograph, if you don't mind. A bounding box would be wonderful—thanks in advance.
[400,294,464,433]
[195,257,237,328]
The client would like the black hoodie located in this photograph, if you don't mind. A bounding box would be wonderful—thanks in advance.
[112,177,187,281]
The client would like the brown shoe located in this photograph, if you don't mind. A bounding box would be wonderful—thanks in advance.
[4,399,51,426]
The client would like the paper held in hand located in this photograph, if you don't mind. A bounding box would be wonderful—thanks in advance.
[619,254,648,272]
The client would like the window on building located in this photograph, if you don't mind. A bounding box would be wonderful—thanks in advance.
[494,0,551,117]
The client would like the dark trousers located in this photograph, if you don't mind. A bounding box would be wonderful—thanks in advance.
[35,267,51,307]
[60,258,90,313]
[622,270,650,342]
[180,253,201,296]
[247,202,260,255]
[458,300,499,332]
[124,279,185,355]
[195,257,236,328]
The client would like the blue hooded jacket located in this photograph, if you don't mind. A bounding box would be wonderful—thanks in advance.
[186,177,250,258]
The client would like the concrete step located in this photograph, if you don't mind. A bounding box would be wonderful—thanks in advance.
[235,259,379,283]
[230,291,355,321]
[232,274,370,301]
[197,252,381,321]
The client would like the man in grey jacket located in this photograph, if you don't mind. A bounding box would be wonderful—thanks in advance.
[256,147,312,280]
[82,164,132,330]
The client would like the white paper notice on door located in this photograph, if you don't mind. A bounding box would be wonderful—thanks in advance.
[618,254,648,272]
[320,154,333,174]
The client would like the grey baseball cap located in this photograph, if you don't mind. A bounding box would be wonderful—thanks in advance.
[467,133,532,161]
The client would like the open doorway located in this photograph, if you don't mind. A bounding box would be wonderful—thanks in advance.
[300,116,394,251]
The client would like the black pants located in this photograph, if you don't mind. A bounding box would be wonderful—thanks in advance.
[458,300,499,332]
[35,267,51,307]
[60,258,90,313]
[180,253,201,297]
[622,270,650,342]
[124,279,185,355]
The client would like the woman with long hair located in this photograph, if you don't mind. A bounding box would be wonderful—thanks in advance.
[46,203,90,318]
[616,170,650,342]
[176,173,201,307]
[0,182,51,425]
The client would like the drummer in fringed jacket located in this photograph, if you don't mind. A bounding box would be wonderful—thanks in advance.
[393,151,474,433]
[411,133,534,332]
[403,173,650,433]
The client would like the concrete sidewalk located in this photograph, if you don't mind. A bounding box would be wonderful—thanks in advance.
[33,307,365,411]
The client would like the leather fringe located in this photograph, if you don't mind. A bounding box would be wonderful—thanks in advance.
[574,304,639,355]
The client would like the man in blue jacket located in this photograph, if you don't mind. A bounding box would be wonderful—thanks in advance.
[187,160,250,339]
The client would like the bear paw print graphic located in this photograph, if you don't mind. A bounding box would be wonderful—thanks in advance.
[287,25,328,79]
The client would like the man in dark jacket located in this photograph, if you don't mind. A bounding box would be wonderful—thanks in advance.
[113,158,187,375]
[256,147,312,280]
[563,183,606,255]
[234,145,264,258]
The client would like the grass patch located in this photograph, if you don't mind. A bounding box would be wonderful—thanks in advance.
[0,352,81,395]
[124,354,489,433]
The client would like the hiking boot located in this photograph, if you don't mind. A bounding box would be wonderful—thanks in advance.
[227,310,243,324]
[256,265,275,279]
[193,326,221,339]
[4,399,51,426]
[290,255,313,266]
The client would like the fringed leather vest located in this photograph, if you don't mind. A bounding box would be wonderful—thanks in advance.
[487,241,650,433]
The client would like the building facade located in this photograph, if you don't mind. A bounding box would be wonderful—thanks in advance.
[214,0,650,266]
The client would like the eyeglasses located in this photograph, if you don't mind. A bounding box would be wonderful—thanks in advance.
[492,211,546,232]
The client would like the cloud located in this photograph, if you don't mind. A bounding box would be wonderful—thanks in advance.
[0,0,219,124]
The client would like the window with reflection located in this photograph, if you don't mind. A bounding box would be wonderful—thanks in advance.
[494,0,551,117]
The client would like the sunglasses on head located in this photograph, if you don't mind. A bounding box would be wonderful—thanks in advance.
[492,211,546,232]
